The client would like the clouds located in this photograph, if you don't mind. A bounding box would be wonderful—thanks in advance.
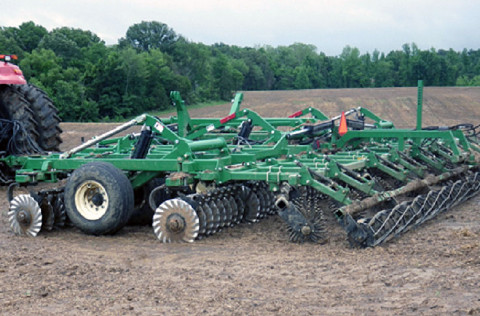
[2,0,478,55]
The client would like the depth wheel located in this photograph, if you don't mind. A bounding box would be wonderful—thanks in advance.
[152,198,199,243]
[64,162,134,235]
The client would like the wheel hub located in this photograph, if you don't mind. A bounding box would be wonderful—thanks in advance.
[166,214,185,233]
[91,193,104,206]
[16,209,31,224]
[75,180,109,220]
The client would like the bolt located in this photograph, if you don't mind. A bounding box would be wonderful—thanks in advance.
[17,210,30,224]
[167,214,185,233]
[301,225,312,236]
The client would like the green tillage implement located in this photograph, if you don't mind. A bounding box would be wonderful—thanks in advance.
[4,85,480,246]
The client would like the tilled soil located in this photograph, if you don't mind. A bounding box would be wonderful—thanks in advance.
[1,193,479,315]
[1,87,480,315]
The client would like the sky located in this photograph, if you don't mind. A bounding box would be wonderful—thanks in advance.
[1,0,479,56]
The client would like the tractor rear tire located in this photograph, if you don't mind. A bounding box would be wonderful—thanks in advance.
[64,162,134,235]
[0,85,40,155]
[17,84,62,152]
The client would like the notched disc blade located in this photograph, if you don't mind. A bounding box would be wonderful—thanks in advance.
[240,186,260,222]
[8,194,42,237]
[40,195,55,231]
[207,199,221,232]
[202,202,215,235]
[196,204,207,236]
[52,194,67,228]
[152,198,199,243]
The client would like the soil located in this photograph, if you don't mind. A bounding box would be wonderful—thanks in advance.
[1,87,480,315]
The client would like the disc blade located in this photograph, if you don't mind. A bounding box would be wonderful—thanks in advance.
[8,194,42,237]
[41,195,55,231]
[52,194,67,228]
[152,198,199,243]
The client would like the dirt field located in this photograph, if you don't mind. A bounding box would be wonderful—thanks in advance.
[1,87,480,315]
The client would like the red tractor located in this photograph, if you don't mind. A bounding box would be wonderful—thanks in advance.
[0,54,62,155]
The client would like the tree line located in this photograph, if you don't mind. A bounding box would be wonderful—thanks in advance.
[1,21,479,122]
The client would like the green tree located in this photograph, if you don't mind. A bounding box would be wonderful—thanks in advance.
[171,39,213,101]
[119,21,178,53]
[371,51,394,87]
[84,50,125,119]
[38,27,102,70]
[19,48,63,88]
[53,80,98,121]
[2,21,47,53]
[0,30,24,56]
[340,46,366,87]
[240,47,274,90]
[212,53,243,100]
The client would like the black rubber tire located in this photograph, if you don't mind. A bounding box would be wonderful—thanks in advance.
[64,162,134,235]
[128,178,168,225]
[16,84,62,152]
[0,85,40,155]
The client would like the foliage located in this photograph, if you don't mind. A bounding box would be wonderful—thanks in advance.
[1,20,480,122]
[118,21,178,53]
